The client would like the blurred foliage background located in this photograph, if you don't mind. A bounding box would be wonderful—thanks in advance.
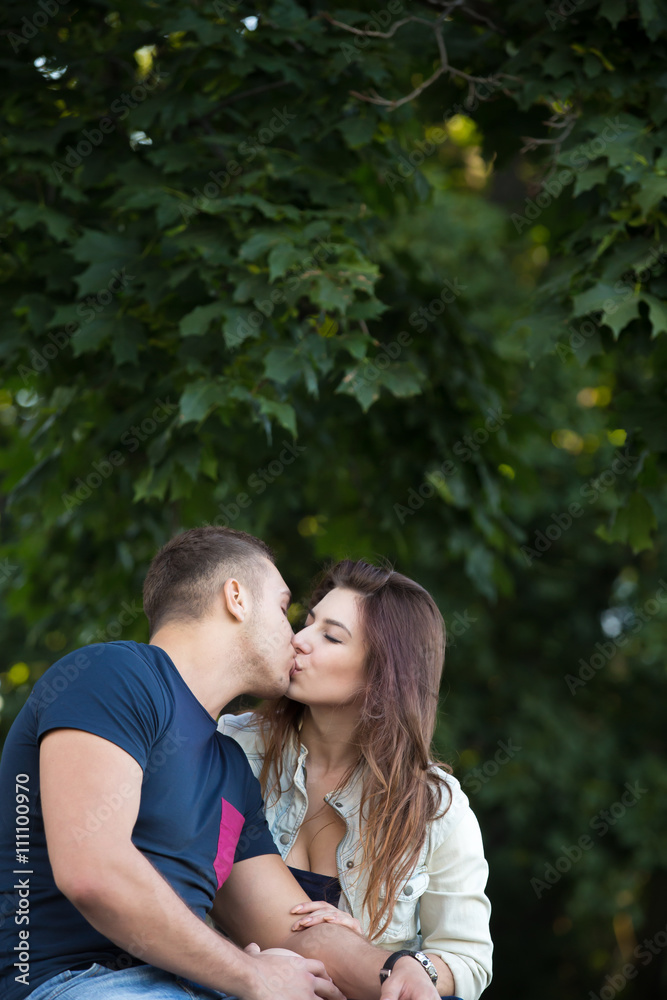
[1,0,667,996]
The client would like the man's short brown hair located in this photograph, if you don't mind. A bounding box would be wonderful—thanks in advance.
[142,526,275,637]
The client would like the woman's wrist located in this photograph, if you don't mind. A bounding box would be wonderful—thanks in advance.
[379,950,438,987]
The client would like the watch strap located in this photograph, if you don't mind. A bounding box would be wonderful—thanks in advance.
[378,949,438,987]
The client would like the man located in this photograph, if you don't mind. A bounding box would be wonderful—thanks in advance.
[0,526,442,1000]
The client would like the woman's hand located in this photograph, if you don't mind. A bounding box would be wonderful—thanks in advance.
[290,900,364,936]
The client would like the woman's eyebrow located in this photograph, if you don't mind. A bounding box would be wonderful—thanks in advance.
[306,608,352,637]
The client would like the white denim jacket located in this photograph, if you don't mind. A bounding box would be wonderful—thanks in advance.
[218,713,493,1000]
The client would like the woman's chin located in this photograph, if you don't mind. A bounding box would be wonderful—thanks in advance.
[285,686,309,705]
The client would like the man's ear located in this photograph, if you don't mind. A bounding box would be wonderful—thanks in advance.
[221,577,249,623]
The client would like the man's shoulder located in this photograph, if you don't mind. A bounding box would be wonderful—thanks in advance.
[43,639,158,673]
[30,640,162,697]
[27,640,172,729]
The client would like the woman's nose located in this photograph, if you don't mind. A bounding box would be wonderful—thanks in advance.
[292,627,312,653]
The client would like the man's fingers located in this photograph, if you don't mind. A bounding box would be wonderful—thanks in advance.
[300,958,330,980]
[313,975,347,1000]
[244,942,261,955]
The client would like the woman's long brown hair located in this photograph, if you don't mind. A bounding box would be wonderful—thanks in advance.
[255,559,452,940]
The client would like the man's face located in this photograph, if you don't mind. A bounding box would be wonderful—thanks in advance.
[243,559,295,698]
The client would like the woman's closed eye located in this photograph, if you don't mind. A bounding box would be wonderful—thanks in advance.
[324,634,342,644]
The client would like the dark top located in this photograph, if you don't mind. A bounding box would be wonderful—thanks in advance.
[0,641,279,1000]
[288,865,342,908]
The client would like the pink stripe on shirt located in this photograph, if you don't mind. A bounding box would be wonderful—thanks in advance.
[213,798,245,888]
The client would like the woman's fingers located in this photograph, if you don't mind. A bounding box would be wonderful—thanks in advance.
[291,900,334,914]
[291,907,363,935]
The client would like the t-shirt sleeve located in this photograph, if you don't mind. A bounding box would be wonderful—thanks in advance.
[32,642,168,770]
[226,740,280,864]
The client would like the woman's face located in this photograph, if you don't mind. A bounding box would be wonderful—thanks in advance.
[288,587,367,708]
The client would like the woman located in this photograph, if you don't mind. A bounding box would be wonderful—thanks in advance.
[218,560,492,1000]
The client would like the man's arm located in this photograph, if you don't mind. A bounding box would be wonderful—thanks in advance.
[40,729,343,1000]
[212,854,443,1000]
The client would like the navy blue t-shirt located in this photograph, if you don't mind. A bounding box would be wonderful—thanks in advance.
[0,641,279,1000]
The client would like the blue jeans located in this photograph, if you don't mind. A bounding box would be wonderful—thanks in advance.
[26,963,238,999]
[27,962,464,1000]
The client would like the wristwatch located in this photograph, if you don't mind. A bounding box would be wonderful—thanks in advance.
[379,949,438,988]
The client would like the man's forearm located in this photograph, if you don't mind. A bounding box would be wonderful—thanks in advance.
[62,846,256,997]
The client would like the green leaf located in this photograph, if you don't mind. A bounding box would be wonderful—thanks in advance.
[226,193,300,221]
[179,302,225,337]
[71,229,139,264]
[601,294,642,338]
[597,492,657,553]
[238,231,284,262]
[632,172,667,216]
[256,398,297,437]
[638,0,664,39]
[11,204,71,241]
[313,275,350,312]
[337,333,371,361]
[643,294,667,337]
[200,452,218,480]
[599,0,627,27]
[337,117,377,149]
[179,380,224,424]
[301,221,331,241]
[465,544,497,602]
[335,370,380,412]
[111,324,145,365]
[70,230,139,297]
[346,298,388,320]
[264,346,298,384]
[173,444,202,482]
[268,243,304,282]
[70,317,115,356]
[572,283,619,317]
[378,363,425,398]
[573,166,608,197]
[132,463,172,503]
[334,361,424,411]
[221,307,261,348]
[14,294,54,331]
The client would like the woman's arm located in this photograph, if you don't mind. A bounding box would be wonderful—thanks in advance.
[419,806,493,1000]
[288,904,457,994]
[212,853,441,1000]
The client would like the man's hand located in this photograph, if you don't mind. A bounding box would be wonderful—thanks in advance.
[244,943,346,1000]
[379,956,441,1000]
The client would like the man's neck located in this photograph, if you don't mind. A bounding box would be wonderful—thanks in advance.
[149,624,245,719]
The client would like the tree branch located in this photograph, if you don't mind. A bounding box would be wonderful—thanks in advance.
[322,9,516,112]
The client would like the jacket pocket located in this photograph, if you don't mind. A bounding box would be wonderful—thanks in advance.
[377,866,430,944]
[396,867,429,901]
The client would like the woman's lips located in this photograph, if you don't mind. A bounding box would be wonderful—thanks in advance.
[289,661,302,679]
